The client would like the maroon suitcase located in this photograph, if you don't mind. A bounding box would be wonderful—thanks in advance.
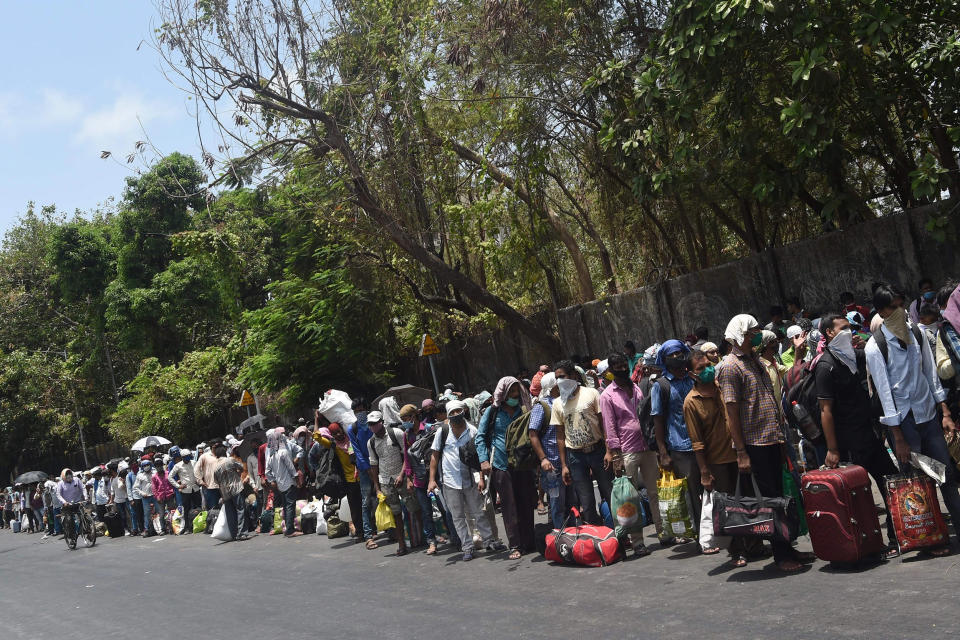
[801,464,885,564]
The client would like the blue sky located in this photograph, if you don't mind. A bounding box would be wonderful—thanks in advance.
[0,2,206,233]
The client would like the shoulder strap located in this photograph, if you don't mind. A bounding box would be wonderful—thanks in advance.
[657,376,671,406]
[386,427,402,449]
[873,328,888,362]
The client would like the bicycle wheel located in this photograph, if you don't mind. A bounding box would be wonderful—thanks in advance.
[82,513,97,547]
[64,517,77,550]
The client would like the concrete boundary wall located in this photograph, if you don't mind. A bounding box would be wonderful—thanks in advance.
[558,205,958,356]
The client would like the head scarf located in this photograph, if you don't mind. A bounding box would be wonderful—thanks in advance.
[538,372,557,401]
[942,284,960,331]
[655,339,690,368]
[870,313,884,334]
[266,428,281,454]
[492,376,532,411]
[60,468,73,482]
[759,330,779,352]
[724,314,759,346]
[292,425,311,442]
[320,423,351,453]
[378,396,402,426]
[643,343,661,366]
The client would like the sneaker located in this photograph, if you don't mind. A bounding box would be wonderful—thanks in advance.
[463,550,474,561]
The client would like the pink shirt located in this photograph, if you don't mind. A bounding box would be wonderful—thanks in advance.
[152,472,175,502]
[599,380,648,453]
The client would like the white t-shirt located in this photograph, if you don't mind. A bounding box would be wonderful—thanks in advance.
[431,424,476,490]
[111,476,128,503]
[550,386,603,450]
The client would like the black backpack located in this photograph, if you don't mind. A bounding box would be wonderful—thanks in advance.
[314,444,346,501]
[408,424,440,469]
[637,375,670,449]
[785,356,824,441]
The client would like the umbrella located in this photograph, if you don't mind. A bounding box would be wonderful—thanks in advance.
[235,430,269,461]
[131,435,172,452]
[372,384,433,408]
[14,470,48,484]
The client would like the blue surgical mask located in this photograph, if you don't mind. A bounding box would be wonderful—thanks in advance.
[506,397,520,407]
[923,291,936,302]
[401,420,415,431]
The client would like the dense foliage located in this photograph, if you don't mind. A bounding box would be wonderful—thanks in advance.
[2,0,957,479]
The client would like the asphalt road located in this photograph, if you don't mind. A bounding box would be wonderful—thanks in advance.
[1,514,958,639]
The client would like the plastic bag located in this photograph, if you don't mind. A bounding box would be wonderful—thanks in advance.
[193,510,208,533]
[699,491,731,551]
[375,493,396,531]
[318,389,357,426]
[911,452,947,485]
[781,464,808,536]
[886,472,948,552]
[273,507,284,534]
[151,513,164,535]
[171,510,184,535]
[657,470,694,539]
[611,475,648,535]
[211,507,231,541]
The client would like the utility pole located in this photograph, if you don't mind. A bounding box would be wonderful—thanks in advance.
[64,350,90,469]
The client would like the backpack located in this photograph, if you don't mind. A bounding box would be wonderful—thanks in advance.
[314,444,346,501]
[408,424,440,469]
[637,376,670,449]
[867,324,923,417]
[506,400,550,471]
[784,355,824,441]
[370,427,403,460]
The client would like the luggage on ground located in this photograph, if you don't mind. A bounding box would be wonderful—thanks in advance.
[301,512,318,535]
[802,464,885,564]
[104,511,124,538]
[543,508,625,567]
[657,470,694,539]
[885,472,949,553]
[205,507,220,534]
[211,507,231,541]
[259,508,274,534]
[713,473,799,543]
[610,474,649,538]
[327,514,350,538]
[192,510,208,534]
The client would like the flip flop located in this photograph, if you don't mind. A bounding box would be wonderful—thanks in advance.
[731,555,748,568]
[701,546,722,555]
[365,539,378,550]
[508,548,522,560]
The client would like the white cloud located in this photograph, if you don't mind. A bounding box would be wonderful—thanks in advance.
[74,93,176,146]
[38,89,83,125]
[0,89,83,135]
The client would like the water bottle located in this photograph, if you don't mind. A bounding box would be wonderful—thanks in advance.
[791,401,819,439]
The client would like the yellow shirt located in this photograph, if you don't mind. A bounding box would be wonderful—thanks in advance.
[315,434,358,482]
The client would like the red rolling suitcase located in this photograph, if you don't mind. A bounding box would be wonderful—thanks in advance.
[801,464,885,565]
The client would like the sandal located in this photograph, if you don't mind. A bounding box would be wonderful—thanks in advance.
[731,555,748,568]
[508,548,522,560]
[365,539,379,550]
[701,546,722,555]
[884,545,900,560]
[537,506,548,515]
[435,535,448,545]
[396,545,408,557]
[776,559,803,573]
[426,543,437,555]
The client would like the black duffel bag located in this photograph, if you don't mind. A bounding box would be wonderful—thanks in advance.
[712,473,799,544]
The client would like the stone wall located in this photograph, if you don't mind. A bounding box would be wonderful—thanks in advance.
[559,205,959,356]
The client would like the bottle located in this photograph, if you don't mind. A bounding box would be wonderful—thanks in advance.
[791,401,818,437]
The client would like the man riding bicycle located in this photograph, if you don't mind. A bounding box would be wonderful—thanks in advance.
[56,468,87,539]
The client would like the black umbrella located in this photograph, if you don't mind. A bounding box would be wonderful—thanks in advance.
[14,470,49,485]
[236,430,269,461]
[372,384,433,408]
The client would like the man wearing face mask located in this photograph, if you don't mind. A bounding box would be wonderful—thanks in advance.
[908,277,936,325]
[550,359,611,525]
[717,314,811,572]
[476,377,537,558]
[684,349,759,565]
[367,411,412,556]
[651,340,700,539]
[601,353,657,555]
[865,283,960,556]
[815,313,900,557]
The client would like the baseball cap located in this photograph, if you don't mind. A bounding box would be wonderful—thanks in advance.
[367,411,383,423]
[786,325,803,339]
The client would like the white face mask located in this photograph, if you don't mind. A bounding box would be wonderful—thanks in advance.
[828,328,857,373]
[557,378,580,403]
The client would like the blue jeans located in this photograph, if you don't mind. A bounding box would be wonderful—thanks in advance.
[540,469,567,528]
[128,500,142,533]
[566,447,613,525]
[141,496,162,531]
[414,486,436,543]
[894,413,960,539]
[202,487,221,511]
[357,472,376,540]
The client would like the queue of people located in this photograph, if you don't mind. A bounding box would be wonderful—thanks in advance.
[4,279,960,575]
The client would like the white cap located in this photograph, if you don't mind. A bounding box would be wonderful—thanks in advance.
[786,325,803,339]
[367,411,383,424]
[446,400,466,415]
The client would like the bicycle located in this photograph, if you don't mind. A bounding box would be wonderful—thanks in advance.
[61,501,97,550]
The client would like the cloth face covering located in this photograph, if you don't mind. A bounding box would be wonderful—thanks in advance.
[884,306,911,344]
[557,378,580,403]
[828,329,857,374]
